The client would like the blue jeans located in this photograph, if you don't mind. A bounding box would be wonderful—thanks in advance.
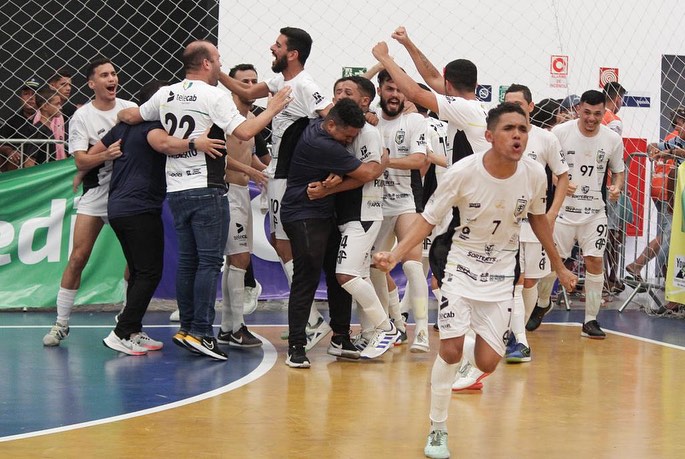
[167,188,229,337]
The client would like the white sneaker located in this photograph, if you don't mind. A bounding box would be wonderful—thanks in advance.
[243,280,262,315]
[351,329,373,351]
[43,322,69,346]
[452,360,489,391]
[169,309,180,322]
[103,331,148,356]
[424,430,450,459]
[410,328,430,353]
[361,322,401,359]
[305,316,332,351]
[131,331,164,351]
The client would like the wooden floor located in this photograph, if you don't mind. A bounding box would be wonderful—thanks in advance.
[2,319,684,459]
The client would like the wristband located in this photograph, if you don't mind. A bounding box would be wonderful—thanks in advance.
[189,139,195,151]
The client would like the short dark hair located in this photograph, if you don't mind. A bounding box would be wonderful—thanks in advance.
[486,102,527,130]
[229,63,257,79]
[280,27,312,66]
[531,98,561,129]
[444,59,477,93]
[48,67,73,84]
[505,83,532,104]
[580,89,606,106]
[334,76,376,101]
[603,81,626,100]
[182,40,215,72]
[34,86,60,109]
[137,80,169,106]
[325,98,365,129]
[85,57,114,80]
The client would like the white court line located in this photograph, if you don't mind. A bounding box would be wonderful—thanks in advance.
[547,321,685,351]
[0,333,277,443]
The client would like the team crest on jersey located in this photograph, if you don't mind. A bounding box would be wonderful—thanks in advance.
[514,198,527,217]
[484,244,495,256]
[596,149,606,163]
[183,81,193,90]
[581,185,590,194]
[395,129,405,145]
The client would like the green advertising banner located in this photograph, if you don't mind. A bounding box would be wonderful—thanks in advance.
[0,159,125,309]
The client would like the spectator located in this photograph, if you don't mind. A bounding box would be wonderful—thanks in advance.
[31,86,66,163]
[531,98,561,130]
[557,94,580,123]
[0,78,41,167]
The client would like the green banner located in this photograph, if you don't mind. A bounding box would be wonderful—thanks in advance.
[0,159,125,308]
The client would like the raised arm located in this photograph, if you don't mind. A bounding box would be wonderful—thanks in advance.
[218,71,271,101]
[391,26,444,93]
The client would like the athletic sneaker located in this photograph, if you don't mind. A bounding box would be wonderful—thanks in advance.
[327,333,361,359]
[394,327,408,346]
[305,317,332,351]
[424,430,450,459]
[525,301,554,331]
[581,320,606,339]
[243,280,262,315]
[452,361,489,391]
[505,332,517,355]
[42,322,69,346]
[217,324,263,348]
[102,331,148,356]
[505,342,532,363]
[285,345,311,368]
[184,334,228,360]
[173,330,201,354]
[169,309,180,322]
[351,331,371,351]
[361,322,400,359]
[131,331,164,351]
[410,329,430,353]
[281,315,327,341]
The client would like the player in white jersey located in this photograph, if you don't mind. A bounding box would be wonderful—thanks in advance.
[219,27,333,341]
[532,90,625,339]
[500,84,569,364]
[120,40,291,360]
[374,103,577,459]
[370,68,430,353]
[43,58,137,347]
[307,76,398,359]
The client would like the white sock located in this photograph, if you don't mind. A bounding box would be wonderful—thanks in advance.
[369,268,389,315]
[584,272,604,323]
[388,287,402,326]
[228,265,246,333]
[537,272,557,309]
[512,284,528,346]
[220,263,232,332]
[462,329,477,367]
[403,260,428,331]
[429,355,459,426]
[282,259,294,286]
[341,277,388,329]
[522,284,539,322]
[56,287,77,324]
[399,290,410,315]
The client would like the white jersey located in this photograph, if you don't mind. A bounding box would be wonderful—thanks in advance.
[68,98,137,191]
[426,117,451,162]
[422,151,547,301]
[265,70,329,176]
[377,112,427,216]
[435,94,489,165]
[335,123,384,223]
[140,79,246,192]
[519,125,569,242]
[552,120,624,226]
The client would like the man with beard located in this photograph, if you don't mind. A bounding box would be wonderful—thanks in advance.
[369,68,430,353]
[219,27,333,347]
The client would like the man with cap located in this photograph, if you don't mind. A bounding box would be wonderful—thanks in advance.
[558,94,580,123]
[0,78,42,167]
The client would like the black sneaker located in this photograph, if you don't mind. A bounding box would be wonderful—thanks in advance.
[286,345,311,368]
[184,334,228,360]
[581,320,606,339]
[327,333,361,360]
[525,302,553,332]
[217,324,263,348]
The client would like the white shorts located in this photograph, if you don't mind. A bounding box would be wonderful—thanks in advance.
[521,241,551,279]
[554,217,608,259]
[225,184,252,256]
[336,220,381,277]
[77,185,109,221]
[268,178,288,240]
[437,277,512,356]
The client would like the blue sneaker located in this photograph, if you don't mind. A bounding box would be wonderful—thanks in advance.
[505,332,517,355]
[506,342,532,363]
[424,430,450,458]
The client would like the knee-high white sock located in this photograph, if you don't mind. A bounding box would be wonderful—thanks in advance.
[522,284,539,322]
[399,289,410,315]
[220,263,232,331]
[227,265,246,332]
[421,257,430,278]
[56,287,77,324]
[342,277,389,330]
[537,272,557,308]
[462,329,477,367]
[429,355,459,428]
[511,284,528,346]
[369,268,389,315]
[388,286,403,327]
[584,272,604,322]
[404,260,428,332]
[281,259,294,286]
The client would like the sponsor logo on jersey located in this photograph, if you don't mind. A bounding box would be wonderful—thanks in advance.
[395,129,405,145]
[359,145,370,160]
[169,171,183,178]
[480,273,489,282]
[312,92,324,104]
[468,251,497,264]
[175,94,197,102]
[167,91,175,102]
[439,310,455,320]
[236,223,244,234]
[469,202,481,208]
[565,206,582,213]
[484,244,495,256]
[97,128,106,136]
[455,264,478,281]
[367,200,382,208]
[170,151,199,159]
[596,149,606,163]
[566,150,576,156]
[575,195,594,201]
[417,133,426,146]
[186,168,201,176]
[527,152,538,161]
[514,198,527,217]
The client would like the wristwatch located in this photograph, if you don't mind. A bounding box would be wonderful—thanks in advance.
[189,139,195,151]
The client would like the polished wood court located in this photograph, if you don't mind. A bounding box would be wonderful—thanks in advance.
[2,315,684,459]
